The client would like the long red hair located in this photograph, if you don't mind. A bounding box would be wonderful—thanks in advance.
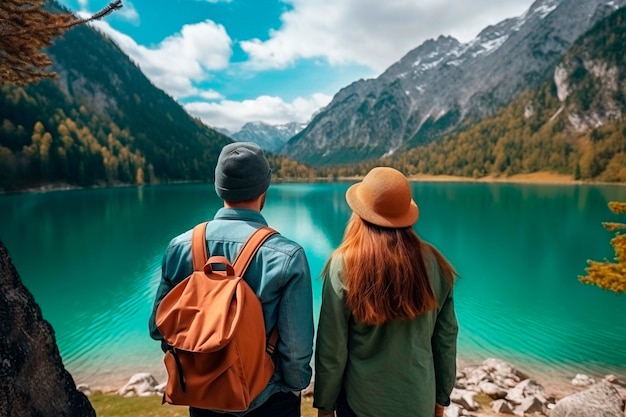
[326,214,456,326]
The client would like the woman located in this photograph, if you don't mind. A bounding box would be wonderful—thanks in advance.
[313,167,458,417]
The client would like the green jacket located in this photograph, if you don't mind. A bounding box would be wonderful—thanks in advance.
[313,247,458,417]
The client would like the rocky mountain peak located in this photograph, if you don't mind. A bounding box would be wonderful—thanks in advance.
[230,121,305,152]
[283,0,626,166]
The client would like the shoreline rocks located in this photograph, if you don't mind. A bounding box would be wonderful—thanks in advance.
[450,359,626,416]
[551,381,625,417]
[80,358,626,417]
[117,373,165,397]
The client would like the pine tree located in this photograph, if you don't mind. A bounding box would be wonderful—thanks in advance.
[0,0,122,85]
[579,202,626,293]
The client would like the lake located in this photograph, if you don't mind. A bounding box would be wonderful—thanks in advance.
[1,181,625,389]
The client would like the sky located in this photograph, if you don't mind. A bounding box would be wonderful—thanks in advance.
[57,0,536,132]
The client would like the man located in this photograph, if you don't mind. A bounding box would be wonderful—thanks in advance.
[149,142,314,417]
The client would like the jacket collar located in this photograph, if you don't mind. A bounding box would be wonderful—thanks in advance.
[214,207,268,226]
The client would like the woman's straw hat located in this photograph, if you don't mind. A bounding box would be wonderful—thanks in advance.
[346,167,419,228]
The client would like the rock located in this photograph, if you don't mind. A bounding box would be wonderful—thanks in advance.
[505,379,549,405]
[155,381,167,395]
[479,381,508,399]
[501,377,520,388]
[571,373,596,387]
[455,377,469,389]
[492,399,514,414]
[76,384,92,396]
[551,382,625,417]
[466,367,491,386]
[450,388,479,411]
[444,403,462,417]
[603,374,624,386]
[482,358,529,382]
[0,241,96,417]
[513,396,544,416]
[118,373,160,397]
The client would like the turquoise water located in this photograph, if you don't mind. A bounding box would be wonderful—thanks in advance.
[1,182,625,388]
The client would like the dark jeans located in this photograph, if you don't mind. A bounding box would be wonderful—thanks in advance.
[189,391,301,417]
[336,389,358,417]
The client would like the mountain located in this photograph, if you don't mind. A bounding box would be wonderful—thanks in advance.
[282,0,626,166]
[0,1,232,191]
[214,127,232,137]
[335,6,626,183]
[222,121,305,153]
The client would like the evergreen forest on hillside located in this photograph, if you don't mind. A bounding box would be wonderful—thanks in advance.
[0,1,315,192]
[0,17,231,191]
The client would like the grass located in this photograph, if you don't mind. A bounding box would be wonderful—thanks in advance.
[90,393,317,417]
[90,394,187,417]
[473,392,493,407]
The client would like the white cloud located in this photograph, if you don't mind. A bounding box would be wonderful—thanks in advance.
[76,0,537,130]
[184,93,332,131]
[116,1,139,22]
[241,0,534,72]
[88,19,232,98]
[198,89,224,100]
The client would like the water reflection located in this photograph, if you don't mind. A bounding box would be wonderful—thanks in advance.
[265,183,349,321]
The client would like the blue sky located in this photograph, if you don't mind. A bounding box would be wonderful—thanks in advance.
[58,0,535,131]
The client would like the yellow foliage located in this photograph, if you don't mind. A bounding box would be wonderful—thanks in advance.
[580,202,626,293]
[603,222,626,232]
[608,202,626,214]
[0,0,122,85]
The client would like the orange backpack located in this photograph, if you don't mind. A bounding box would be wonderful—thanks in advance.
[155,222,279,411]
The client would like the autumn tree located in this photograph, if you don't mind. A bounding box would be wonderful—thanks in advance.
[579,202,626,293]
[0,0,122,85]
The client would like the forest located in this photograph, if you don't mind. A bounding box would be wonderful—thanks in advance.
[0,0,315,191]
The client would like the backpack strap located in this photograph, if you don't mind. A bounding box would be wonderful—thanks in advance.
[191,222,209,272]
[233,226,281,353]
[232,226,278,277]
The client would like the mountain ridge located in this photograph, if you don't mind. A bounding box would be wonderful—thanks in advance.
[220,121,305,152]
[318,5,626,183]
[282,0,626,166]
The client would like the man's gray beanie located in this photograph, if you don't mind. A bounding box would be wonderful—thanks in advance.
[214,142,271,202]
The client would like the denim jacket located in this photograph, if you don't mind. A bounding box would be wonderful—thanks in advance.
[149,208,314,414]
